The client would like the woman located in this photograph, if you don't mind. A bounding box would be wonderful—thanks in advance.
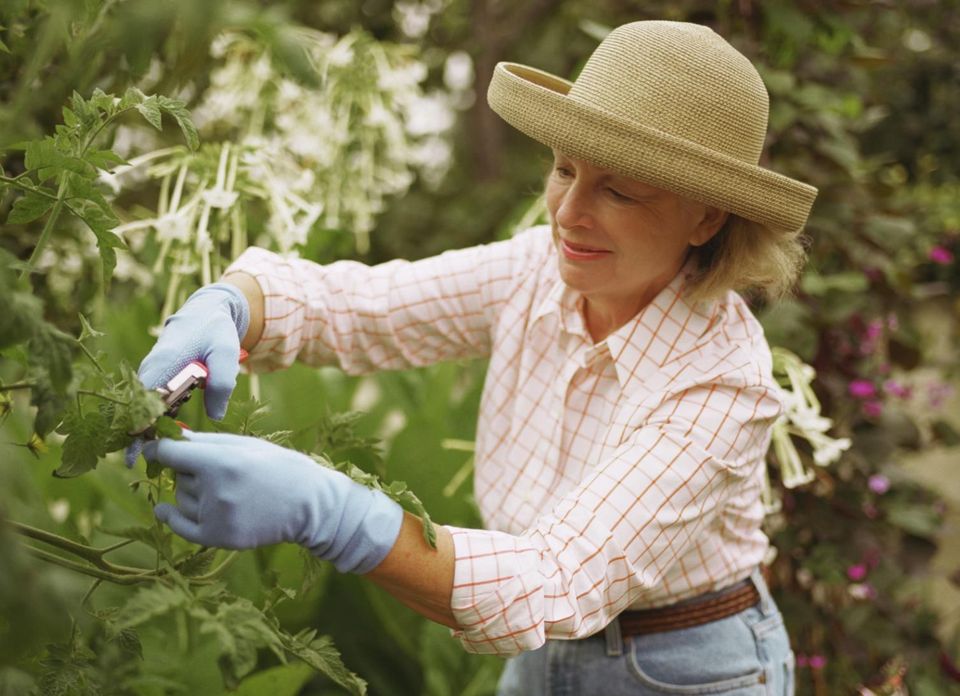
[132,20,817,695]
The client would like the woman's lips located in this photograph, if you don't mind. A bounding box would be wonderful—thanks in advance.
[560,238,611,260]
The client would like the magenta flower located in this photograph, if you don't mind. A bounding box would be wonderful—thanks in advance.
[796,653,809,668]
[864,320,883,341]
[930,246,955,265]
[809,654,827,670]
[847,563,868,581]
[848,380,877,399]
[862,400,884,418]
[868,474,891,495]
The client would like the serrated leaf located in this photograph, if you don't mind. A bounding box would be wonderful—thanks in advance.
[282,633,366,696]
[152,415,184,440]
[113,628,143,660]
[28,326,74,393]
[135,99,163,131]
[84,149,127,170]
[7,191,55,224]
[176,548,217,577]
[62,106,78,128]
[120,86,146,110]
[29,372,69,437]
[157,96,199,151]
[56,408,109,477]
[115,584,190,630]
[114,364,166,435]
[233,662,314,696]
[196,598,285,688]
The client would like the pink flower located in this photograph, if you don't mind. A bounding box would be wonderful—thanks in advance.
[883,380,911,399]
[862,501,880,519]
[868,474,891,495]
[847,563,868,581]
[848,380,877,399]
[864,320,884,341]
[862,400,884,418]
[930,246,954,265]
[809,654,827,670]
[796,653,809,668]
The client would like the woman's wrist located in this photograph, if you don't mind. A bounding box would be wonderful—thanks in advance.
[220,271,265,351]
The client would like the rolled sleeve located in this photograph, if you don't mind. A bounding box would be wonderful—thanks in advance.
[446,379,781,656]
[223,228,551,374]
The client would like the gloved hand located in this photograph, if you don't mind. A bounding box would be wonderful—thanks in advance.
[125,283,250,467]
[144,430,404,574]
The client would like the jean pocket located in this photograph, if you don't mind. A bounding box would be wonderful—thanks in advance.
[626,615,769,695]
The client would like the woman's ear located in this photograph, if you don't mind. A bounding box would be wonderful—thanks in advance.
[690,207,729,247]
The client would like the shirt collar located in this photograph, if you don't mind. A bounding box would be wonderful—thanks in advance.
[533,261,721,390]
[605,268,719,391]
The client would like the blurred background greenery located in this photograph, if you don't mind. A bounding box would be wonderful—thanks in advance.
[2,1,959,694]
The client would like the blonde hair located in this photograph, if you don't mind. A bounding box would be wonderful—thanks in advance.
[681,214,806,305]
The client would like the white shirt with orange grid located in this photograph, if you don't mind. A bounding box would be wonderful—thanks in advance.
[224,224,782,656]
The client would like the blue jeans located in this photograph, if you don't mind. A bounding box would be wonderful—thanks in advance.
[496,568,795,696]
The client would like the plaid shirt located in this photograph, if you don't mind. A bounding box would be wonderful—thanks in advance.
[225,225,781,656]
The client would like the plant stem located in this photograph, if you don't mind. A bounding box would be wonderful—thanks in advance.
[0,175,61,199]
[19,175,68,280]
[11,520,155,575]
[77,389,128,406]
[0,381,36,391]
[23,546,157,585]
[77,341,106,375]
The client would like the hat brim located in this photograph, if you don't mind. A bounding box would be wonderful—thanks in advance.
[488,62,817,232]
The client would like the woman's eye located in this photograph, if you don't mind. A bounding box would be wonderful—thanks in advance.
[554,166,573,178]
[608,188,633,202]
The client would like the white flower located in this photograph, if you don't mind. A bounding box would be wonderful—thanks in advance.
[444,51,474,92]
[201,188,239,209]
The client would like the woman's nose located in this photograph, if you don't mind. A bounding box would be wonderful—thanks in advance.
[554,187,594,230]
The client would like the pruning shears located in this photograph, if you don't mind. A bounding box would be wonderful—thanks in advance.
[132,348,249,437]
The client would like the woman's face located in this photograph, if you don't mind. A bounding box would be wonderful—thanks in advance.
[545,150,726,331]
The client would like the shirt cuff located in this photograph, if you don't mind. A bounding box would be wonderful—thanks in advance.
[224,247,307,371]
[445,526,547,656]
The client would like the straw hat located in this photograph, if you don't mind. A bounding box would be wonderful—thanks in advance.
[487,20,817,232]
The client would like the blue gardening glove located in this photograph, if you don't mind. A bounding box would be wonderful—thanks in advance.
[125,283,250,467]
[144,430,404,574]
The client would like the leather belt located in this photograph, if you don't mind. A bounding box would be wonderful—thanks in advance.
[618,578,760,637]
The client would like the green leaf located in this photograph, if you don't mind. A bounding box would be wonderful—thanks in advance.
[152,415,184,440]
[887,503,941,538]
[135,98,163,131]
[24,138,91,181]
[84,149,127,170]
[61,107,78,128]
[7,191,55,224]
[56,407,109,478]
[282,631,366,696]
[176,548,218,578]
[29,372,69,437]
[157,95,200,150]
[113,363,166,435]
[233,662,314,696]
[800,271,869,296]
[194,598,285,688]
[28,326,74,393]
[115,584,191,630]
